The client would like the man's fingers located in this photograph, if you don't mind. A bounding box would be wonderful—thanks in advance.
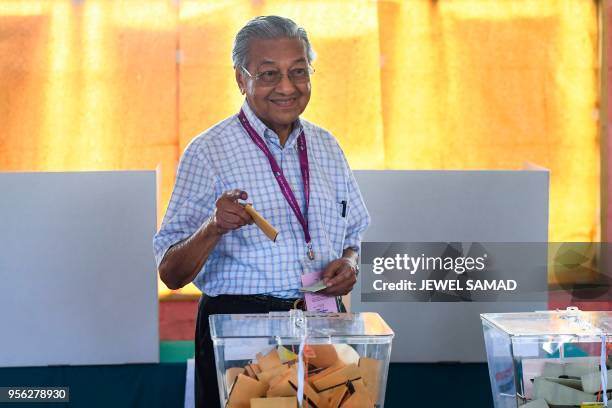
[325,267,354,288]
[224,189,248,202]
[215,189,252,228]
[331,273,356,295]
[217,211,250,231]
[238,210,253,225]
[227,203,253,224]
[322,260,342,282]
[323,262,350,286]
[218,211,242,225]
[323,275,355,296]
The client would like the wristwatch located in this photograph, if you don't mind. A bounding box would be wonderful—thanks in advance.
[352,260,360,277]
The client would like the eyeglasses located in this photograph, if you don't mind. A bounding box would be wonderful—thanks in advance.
[241,65,314,86]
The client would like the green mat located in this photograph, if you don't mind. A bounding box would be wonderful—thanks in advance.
[160,340,195,363]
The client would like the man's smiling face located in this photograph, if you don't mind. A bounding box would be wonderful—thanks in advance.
[237,37,311,135]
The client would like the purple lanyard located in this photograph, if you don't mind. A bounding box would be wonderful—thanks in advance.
[238,110,314,260]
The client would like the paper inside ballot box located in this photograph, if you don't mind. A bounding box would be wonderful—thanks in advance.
[580,368,611,393]
[542,360,600,378]
[265,368,294,396]
[226,367,246,390]
[341,390,372,408]
[266,368,320,403]
[345,378,375,407]
[542,377,582,389]
[288,378,322,408]
[257,349,283,371]
[250,396,297,408]
[318,385,348,408]
[266,367,304,395]
[223,345,383,407]
[278,346,298,363]
[532,377,596,406]
[521,357,601,397]
[307,345,338,368]
[358,357,382,402]
[245,364,261,379]
[313,364,362,391]
[308,360,347,386]
[317,381,374,408]
[306,344,359,368]
[227,374,267,408]
[256,364,290,386]
[309,357,381,403]
[334,344,360,366]
[350,379,371,399]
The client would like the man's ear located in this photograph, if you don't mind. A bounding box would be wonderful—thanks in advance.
[235,67,246,95]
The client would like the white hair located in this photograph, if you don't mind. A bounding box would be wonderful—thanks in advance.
[232,16,316,70]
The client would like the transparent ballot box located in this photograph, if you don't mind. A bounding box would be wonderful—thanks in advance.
[481,308,611,408]
[209,311,394,408]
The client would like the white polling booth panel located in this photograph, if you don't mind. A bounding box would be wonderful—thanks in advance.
[351,170,549,363]
[0,171,159,367]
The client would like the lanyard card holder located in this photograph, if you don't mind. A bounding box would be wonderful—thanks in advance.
[299,247,339,313]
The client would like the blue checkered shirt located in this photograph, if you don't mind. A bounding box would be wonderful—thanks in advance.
[153,102,370,298]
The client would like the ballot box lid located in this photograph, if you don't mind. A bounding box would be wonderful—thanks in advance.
[481,308,612,337]
[209,312,394,344]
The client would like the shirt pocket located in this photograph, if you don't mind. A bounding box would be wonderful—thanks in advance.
[319,196,348,254]
[337,200,350,219]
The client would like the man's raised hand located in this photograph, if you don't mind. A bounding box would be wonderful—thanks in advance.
[211,189,253,234]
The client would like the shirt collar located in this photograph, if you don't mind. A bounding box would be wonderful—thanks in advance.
[240,100,303,149]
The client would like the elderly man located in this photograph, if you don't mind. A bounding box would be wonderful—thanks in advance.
[153,15,370,407]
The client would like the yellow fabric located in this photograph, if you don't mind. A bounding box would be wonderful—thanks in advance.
[0,0,600,297]
[378,0,599,244]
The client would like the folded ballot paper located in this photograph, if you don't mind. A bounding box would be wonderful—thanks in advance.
[299,280,327,293]
[224,344,382,408]
[581,369,612,394]
[532,377,595,405]
[526,362,611,407]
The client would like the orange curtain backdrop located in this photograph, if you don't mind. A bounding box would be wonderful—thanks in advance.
[0,1,600,298]
[378,0,599,243]
[0,0,179,223]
